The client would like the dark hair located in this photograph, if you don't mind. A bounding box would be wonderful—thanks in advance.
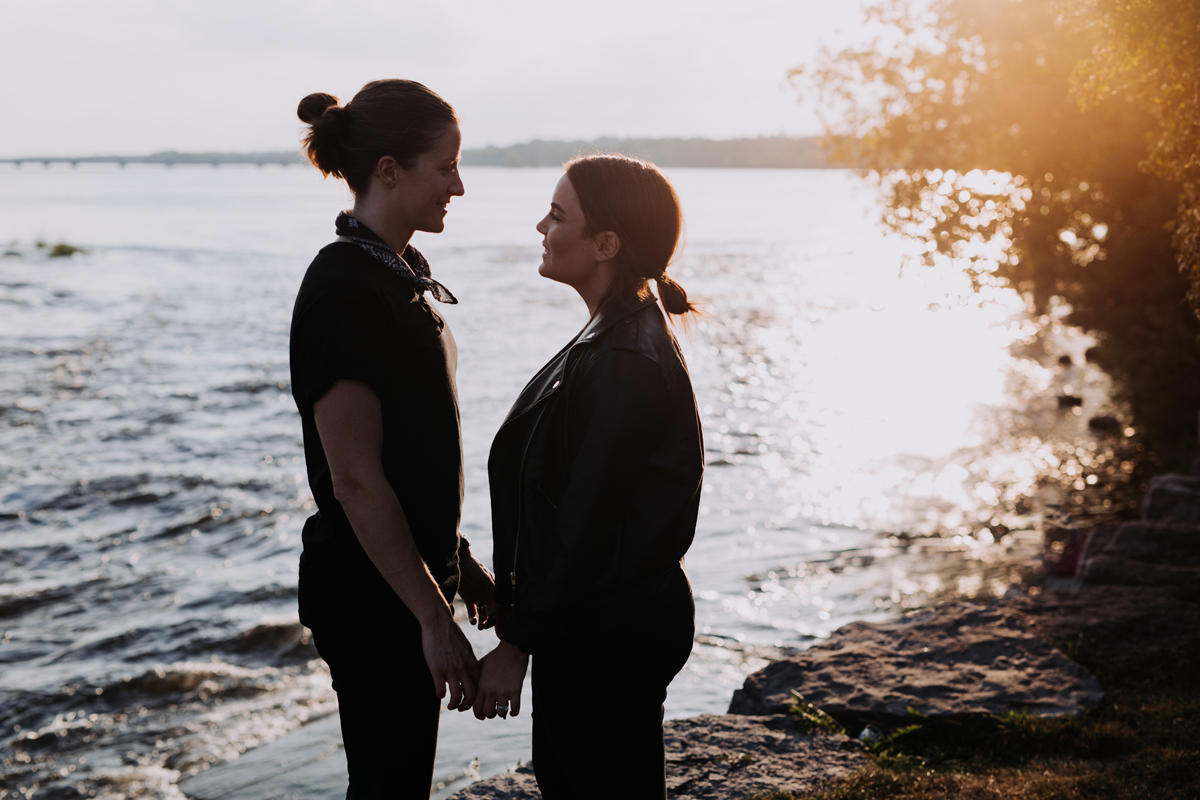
[297,79,458,196]
[564,154,697,319]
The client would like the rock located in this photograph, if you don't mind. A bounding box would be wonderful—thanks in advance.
[1078,524,1119,565]
[665,715,865,799]
[1044,525,1088,577]
[1079,554,1200,590]
[1093,521,1200,566]
[447,716,865,800]
[1142,474,1200,523]
[1087,415,1122,434]
[1076,521,1200,590]
[728,604,1102,725]
[446,764,539,799]
[1008,584,1200,656]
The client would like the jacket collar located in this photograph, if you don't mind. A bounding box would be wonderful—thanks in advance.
[575,292,658,346]
[499,293,658,428]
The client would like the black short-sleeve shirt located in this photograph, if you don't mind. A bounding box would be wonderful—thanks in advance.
[290,242,463,605]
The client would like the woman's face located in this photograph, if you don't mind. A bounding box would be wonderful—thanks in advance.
[536,174,602,290]
[394,124,465,234]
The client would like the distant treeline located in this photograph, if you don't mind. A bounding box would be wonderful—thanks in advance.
[2,137,834,169]
[461,137,831,168]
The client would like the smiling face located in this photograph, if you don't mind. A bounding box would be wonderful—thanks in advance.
[392,123,464,234]
[535,175,616,306]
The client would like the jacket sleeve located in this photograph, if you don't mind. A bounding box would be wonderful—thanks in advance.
[499,348,667,653]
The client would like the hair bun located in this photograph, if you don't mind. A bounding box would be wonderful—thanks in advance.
[297,92,340,124]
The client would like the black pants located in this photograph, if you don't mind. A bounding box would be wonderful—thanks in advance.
[530,589,695,799]
[308,604,441,799]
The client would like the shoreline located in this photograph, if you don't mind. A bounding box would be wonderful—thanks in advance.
[447,472,1200,799]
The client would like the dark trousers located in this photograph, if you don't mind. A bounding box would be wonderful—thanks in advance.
[308,608,441,799]
[530,591,695,799]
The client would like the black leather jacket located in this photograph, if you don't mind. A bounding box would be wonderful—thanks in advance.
[488,294,704,654]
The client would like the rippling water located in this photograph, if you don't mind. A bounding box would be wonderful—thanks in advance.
[0,164,1104,798]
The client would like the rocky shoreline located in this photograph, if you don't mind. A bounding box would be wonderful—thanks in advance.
[449,472,1200,799]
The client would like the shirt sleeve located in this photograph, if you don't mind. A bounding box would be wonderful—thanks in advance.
[293,282,387,410]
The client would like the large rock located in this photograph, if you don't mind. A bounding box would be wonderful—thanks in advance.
[447,715,865,800]
[1077,521,1200,590]
[664,715,865,799]
[1142,474,1200,523]
[727,604,1102,725]
[1007,584,1200,656]
[446,764,539,799]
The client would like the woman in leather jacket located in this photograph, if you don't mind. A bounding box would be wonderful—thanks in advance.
[473,154,705,797]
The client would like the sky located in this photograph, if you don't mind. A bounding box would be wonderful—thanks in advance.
[0,0,870,158]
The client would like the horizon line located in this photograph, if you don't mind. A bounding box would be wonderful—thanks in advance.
[0,133,827,163]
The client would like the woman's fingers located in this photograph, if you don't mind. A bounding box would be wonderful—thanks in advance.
[476,603,494,629]
[445,674,465,710]
[472,689,498,719]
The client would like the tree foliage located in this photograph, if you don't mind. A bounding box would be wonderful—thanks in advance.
[801,0,1200,471]
[1066,0,1200,307]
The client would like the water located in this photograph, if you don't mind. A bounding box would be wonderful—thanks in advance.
[0,163,1088,798]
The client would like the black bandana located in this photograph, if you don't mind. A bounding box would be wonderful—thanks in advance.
[335,211,458,304]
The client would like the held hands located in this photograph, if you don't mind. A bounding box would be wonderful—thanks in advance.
[470,640,529,720]
[458,551,497,629]
[419,607,480,711]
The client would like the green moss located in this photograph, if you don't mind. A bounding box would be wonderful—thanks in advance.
[47,242,86,258]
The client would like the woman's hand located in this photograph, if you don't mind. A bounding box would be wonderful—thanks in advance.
[419,606,480,712]
[459,550,496,629]
[470,640,529,719]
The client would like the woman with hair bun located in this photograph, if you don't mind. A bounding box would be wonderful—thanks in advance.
[289,79,494,797]
[475,154,704,797]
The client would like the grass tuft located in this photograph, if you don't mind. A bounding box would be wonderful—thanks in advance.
[788,690,846,735]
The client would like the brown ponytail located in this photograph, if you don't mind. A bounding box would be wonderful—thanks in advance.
[564,154,699,321]
[655,274,694,316]
[297,80,458,196]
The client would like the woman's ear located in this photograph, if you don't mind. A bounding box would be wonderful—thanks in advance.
[593,231,621,263]
[375,156,401,188]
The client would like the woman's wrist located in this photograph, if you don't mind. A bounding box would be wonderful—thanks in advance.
[414,596,454,629]
[497,639,529,659]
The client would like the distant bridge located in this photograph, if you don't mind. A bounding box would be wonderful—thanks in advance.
[0,151,306,168]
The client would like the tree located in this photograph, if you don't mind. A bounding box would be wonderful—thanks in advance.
[802,0,1200,474]
[1064,0,1200,308]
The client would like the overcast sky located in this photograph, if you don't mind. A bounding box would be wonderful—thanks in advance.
[0,0,869,158]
